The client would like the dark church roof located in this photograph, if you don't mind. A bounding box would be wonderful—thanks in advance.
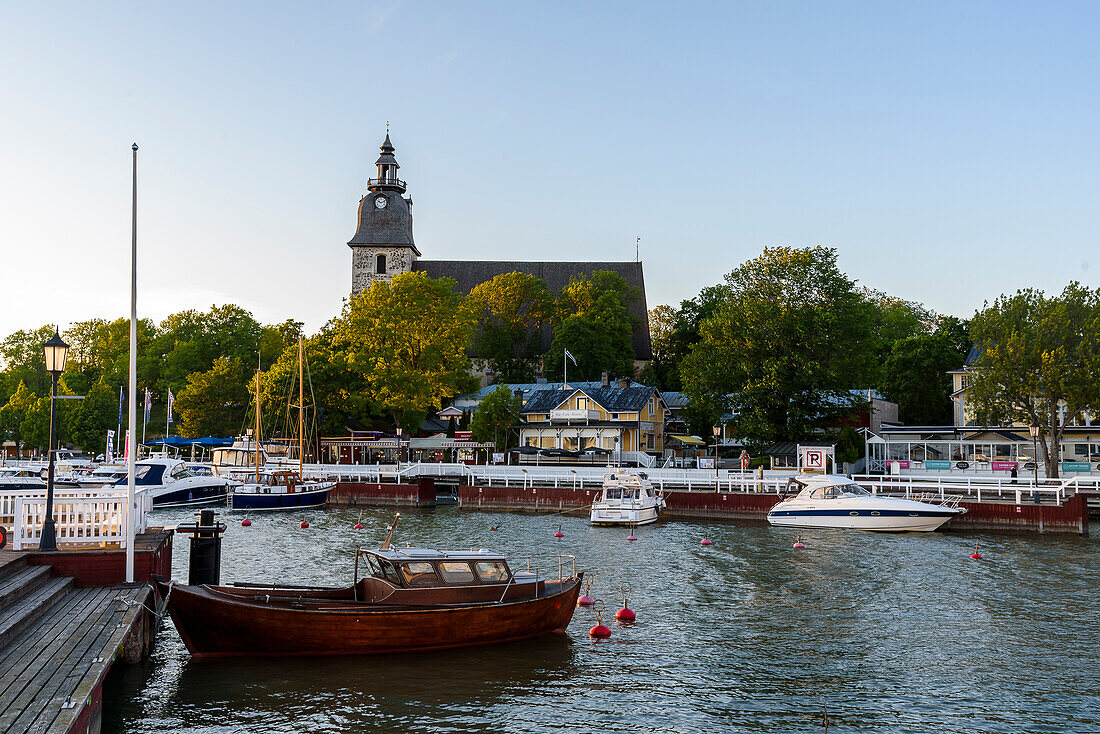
[414,259,652,359]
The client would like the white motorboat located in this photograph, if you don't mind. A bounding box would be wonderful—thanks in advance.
[126,457,240,508]
[0,465,46,491]
[767,474,966,532]
[78,464,129,489]
[590,470,665,526]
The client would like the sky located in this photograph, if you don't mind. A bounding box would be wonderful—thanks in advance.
[1,1,1098,342]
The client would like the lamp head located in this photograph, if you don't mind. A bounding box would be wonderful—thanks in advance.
[712,424,722,438]
[43,330,69,376]
[1029,423,1040,439]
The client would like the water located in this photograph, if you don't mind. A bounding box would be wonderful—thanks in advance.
[105,506,1100,733]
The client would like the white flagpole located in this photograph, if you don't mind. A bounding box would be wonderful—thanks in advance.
[563,347,567,390]
[126,143,138,584]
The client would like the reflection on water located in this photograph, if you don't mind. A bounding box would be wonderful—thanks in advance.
[105,506,1100,733]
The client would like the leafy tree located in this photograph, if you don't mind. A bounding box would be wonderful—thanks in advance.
[1,325,54,394]
[681,246,875,444]
[558,270,642,323]
[68,379,119,453]
[834,425,863,467]
[638,304,678,390]
[175,357,252,437]
[466,272,557,383]
[471,386,524,451]
[20,396,51,454]
[0,381,37,449]
[545,271,639,382]
[334,272,477,431]
[966,283,1100,478]
[881,329,968,425]
[647,285,730,392]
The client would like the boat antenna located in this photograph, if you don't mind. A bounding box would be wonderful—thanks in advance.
[380,512,400,550]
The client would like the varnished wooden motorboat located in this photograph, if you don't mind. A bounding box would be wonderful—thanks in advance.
[156,517,583,658]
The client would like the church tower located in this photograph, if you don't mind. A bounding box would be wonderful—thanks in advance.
[348,133,420,296]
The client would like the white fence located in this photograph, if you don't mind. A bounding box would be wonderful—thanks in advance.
[1,488,151,550]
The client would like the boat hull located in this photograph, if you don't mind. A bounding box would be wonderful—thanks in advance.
[146,482,233,508]
[590,506,661,526]
[767,508,961,532]
[229,484,333,511]
[159,575,584,658]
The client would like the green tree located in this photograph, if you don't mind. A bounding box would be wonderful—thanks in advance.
[466,272,557,383]
[175,357,252,437]
[681,246,875,444]
[68,379,119,453]
[0,381,37,449]
[966,283,1100,478]
[471,386,524,451]
[545,271,639,382]
[1,325,55,395]
[334,272,477,431]
[881,329,968,425]
[638,304,678,390]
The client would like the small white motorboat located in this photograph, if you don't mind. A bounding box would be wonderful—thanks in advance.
[767,474,966,532]
[590,470,665,526]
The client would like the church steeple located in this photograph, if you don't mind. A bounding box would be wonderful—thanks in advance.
[369,133,406,193]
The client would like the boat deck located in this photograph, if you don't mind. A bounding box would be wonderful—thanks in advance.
[0,551,160,733]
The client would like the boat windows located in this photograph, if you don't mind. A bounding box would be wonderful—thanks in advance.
[400,561,439,587]
[475,561,509,583]
[839,483,871,496]
[438,561,475,584]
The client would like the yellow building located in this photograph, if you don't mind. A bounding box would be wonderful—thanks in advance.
[518,381,668,460]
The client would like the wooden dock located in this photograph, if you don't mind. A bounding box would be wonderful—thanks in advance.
[0,531,171,734]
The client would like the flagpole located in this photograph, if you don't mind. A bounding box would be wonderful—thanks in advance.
[126,143,138,584]
[563,347,567,390]
[142,389,148,444]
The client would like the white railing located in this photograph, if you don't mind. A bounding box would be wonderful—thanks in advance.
[6,490,151,550]
[851,473,1079,504]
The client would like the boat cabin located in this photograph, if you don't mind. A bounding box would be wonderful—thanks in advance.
[360,548,515,589]
[785,474,872,499]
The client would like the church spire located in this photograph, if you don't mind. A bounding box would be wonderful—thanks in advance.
[370,132,406,193]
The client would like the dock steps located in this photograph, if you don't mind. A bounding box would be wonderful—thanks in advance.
[0,557,150,733]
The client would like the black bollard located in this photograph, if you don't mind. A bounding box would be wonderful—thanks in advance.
[179,510,226,586]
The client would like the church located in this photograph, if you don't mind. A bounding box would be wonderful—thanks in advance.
[347,134,652,363]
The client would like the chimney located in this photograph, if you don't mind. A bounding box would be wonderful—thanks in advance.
[601,370,610,387]
[616,377,631,389]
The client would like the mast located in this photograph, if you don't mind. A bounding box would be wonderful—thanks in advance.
[298,335,304,478]
[254,367,261,483]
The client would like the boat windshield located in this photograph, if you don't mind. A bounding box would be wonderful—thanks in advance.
[438,561,475,584]
[475,561,509,583]
[809,482,872,499]
[401,561,440,587]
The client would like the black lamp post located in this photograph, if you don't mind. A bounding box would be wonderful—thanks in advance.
[40,330,69,552]
[1029,422,1040,490]
[712,423,721,491]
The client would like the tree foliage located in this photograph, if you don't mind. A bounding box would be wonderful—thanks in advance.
[471,386,523,451]
[545,271,638,381]
[175,357,252,437]
[335,272,477,430]
[966,283,1100,478]
[467,272,557,383]
[880,320,969,425]
[681,246,875,444]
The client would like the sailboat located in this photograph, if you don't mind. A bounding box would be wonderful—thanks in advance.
[228,338,335,511]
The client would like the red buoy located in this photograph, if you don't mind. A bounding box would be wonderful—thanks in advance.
[970,542,982,560]
[627,534,637,541]
[554,530,565,538]
[489,526,498,531]
[577,594,595,607]
[241,518,252,527]
[701,538,713,546]
[589,624,612,638]
[300,520,309,528]
[353,523,364,530]
[615,607,635,621]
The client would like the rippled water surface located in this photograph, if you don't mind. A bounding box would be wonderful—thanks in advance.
[104,505,1099,733]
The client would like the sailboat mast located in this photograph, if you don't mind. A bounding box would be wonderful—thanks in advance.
[254,367,261,483]
[298,336,304,478]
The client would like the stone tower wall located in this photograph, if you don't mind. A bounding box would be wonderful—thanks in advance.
[351,246,416,296]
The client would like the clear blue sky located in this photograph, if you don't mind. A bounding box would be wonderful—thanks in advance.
[2,1,1097,341]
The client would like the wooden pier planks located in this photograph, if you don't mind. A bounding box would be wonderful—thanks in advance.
[0,583,149,734]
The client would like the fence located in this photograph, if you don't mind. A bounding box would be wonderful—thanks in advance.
[2,489,152,550]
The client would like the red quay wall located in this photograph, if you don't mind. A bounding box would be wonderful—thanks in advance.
[328,483,1089,535]
[26,529,174,587]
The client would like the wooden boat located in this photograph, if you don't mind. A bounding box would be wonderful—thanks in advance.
[155,516,583,657]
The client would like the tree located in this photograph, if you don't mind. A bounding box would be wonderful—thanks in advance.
[174,357,252,437]
[880,325,969,425]
[0,381,37,450]
[471,386,524,451]
[545,271,639,382]
[466,272,557,383]
[334,272,477,430]
[966,283,1100,478]
[68,379,119,453]
[862,289,936,386]
[680,246,876,444]
[638,304,677,390]
[1,325,55,395]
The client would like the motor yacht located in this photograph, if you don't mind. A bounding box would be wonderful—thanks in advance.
[590,470,665,526]
[767,474,966,532]
[0,465,46,491]
[228,469,334,511]
[123,457,239,507]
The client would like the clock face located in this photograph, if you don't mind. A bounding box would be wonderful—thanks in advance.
[374,196,387,209]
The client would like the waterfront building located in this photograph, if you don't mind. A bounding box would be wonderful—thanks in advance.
[346,134,652,367]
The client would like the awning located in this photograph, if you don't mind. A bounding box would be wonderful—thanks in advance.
[669,434,706,446]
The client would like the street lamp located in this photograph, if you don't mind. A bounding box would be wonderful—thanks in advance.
[40,330,69,552]
[1029,422,1040,491]
[395,426,404,466]
[712,423,721,491]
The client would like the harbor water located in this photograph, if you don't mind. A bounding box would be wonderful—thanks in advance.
[105,506,1099,733]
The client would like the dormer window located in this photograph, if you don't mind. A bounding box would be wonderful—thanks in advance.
[376,254,387,273]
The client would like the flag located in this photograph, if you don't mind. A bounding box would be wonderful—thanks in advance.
[117,385,124,425]
[166,388,175,425]
[123,429,130,461]
[564,348,578,366]
[143,388,152,422]
[106,429,115,462]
